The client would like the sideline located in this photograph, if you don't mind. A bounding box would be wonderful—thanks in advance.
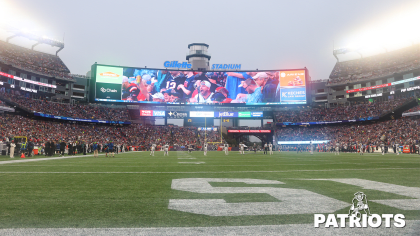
[0,220,418,236]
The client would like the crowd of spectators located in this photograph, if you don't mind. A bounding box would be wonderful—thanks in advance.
[0,92,130,121]
[276,116,420,147]
[275,98,413,123]
[329,44,420,85]
[0,114,223,150]
[0,40,72,80]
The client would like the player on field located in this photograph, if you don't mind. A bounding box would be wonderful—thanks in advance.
[263,143,268,154]
[381,143,385,155]
[164,143,169,156]
[395,143,399,155]
[335,142,340,155]
[108,141,115,157]
[150,143,156,156]
[253,143,257,153]
[359,143,364,155]
[310,141,314,155]
[239,142,245,155]
[269,142,273,155]
[92,142,98,158]
[188,144,193,153]
[224,143,229,155]
[203,142,208,156]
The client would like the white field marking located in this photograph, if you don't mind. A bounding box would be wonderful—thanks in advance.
[307,178,420,210]
[169,178,348,216]
[178,162,205,164]
[177,158,197,159]
[0,152,137,165]
[0,222,416,236]
[0,167,418,174]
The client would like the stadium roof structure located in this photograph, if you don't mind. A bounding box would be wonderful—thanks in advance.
[6,27,64,56]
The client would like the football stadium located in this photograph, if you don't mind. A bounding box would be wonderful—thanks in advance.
[0,1,420,235]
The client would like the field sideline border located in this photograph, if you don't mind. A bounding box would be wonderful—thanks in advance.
[0,220,418,235]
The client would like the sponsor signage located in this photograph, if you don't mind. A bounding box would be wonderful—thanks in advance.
[277,116,379,126]
[95,83,122,100]
[215,112,237,118]
[189,111,263,118]
[163,61,192,69]
[211,64,241,70]
[238,112,251,117]
[251,111,263,117]
[34,112,130,124]
[190,111,214,118]
[140,110,165,117]
[0,71,56,88]
[365,93,382,98]
[347,83,390,94]
[228,130,271,133]
[167,111,188,118]
[20,87,37,93]
[197,127,218,131]
[153,110,165,117]
[140,110,153,116]
[401,86,420,92]
[346,76,420,93]
[277,140,329,145]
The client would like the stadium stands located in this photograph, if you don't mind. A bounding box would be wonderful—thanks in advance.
[0,40,72,80]
[0,91,130,121]
[0,114,223,150]
[275,97,414,123]
[328,43,420,85]
[275,116,420,146]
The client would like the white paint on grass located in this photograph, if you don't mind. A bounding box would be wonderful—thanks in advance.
[0,221,418,235]
[177,162,205,164]
[0,167,418,174]
[169,178,347,216]
[309,178,420,210]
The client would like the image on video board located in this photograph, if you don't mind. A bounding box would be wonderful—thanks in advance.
[95,65,306,105]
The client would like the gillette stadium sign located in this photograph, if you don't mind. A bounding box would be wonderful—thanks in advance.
[164,61,192,69]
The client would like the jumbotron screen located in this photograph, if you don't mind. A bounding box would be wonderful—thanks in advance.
[93,64,308,105]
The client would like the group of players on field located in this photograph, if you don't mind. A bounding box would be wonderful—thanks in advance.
[147,141,406,156]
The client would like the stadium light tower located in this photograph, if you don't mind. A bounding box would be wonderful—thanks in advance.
[186,43,211,71]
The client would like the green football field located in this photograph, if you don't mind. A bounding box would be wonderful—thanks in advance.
[0,151,419,234]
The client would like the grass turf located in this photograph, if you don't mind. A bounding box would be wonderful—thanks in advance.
[0,150,419,228]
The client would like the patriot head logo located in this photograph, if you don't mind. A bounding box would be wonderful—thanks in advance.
[349,191,371,218]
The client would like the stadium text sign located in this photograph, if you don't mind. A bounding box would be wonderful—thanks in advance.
[163,61,192,69]
[228,130,271,133]
[314,214,405,228]
[346,76,420,93]
[211,64,241,70]
[314,191,405,228]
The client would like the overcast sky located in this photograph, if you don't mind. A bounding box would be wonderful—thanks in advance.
[1,0,419,80]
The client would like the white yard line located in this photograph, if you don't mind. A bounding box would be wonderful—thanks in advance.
[0,152,137,165]
[0,167,418,174]
[0,220,418,236]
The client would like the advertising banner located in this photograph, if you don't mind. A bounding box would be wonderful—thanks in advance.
[95,83,122,100]
[166,111,188,118]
